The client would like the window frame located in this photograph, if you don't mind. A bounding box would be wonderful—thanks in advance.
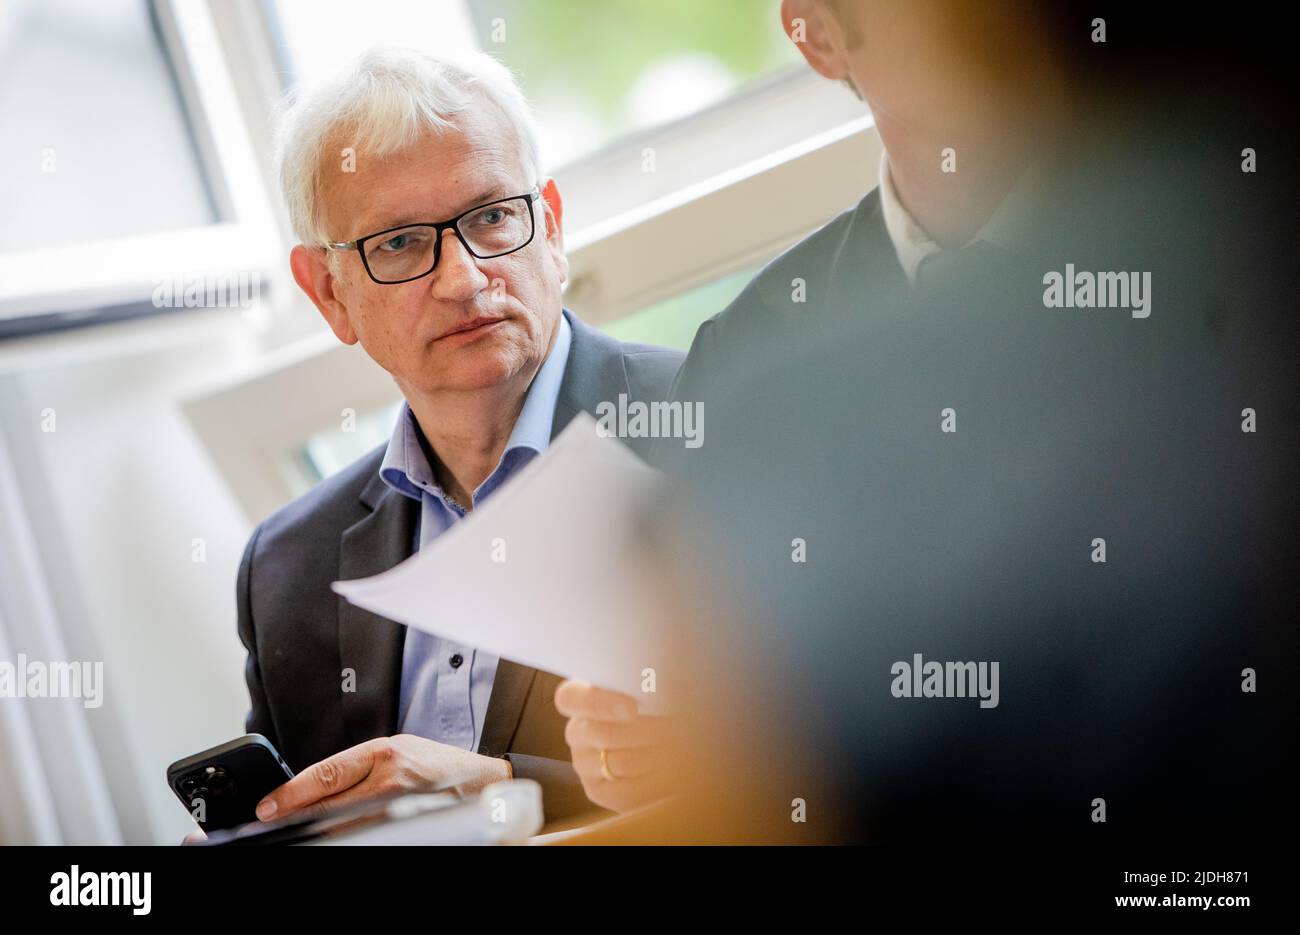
[556,70,880,324]
[0,0,285,339]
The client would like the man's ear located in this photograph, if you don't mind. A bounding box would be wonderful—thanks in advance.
[781,0,851,82]
[289,244,358,345]
[540,178,569,285]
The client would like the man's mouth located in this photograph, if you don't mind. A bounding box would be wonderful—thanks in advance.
[435,315,507,341]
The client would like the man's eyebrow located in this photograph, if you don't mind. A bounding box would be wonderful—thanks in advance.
[355,185,516,238]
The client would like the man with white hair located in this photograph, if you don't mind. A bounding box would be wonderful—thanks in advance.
[235,46,682,824]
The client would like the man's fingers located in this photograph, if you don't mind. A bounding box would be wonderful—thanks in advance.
[257,740,380,819]
[554,680,639,721]
[564,714,673,752]
[307,777,403,817]
[267,772,407,826]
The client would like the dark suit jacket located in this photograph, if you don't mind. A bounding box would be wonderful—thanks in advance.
[667,109,1299,839]
[236,309,683,820]
[668,187,906,412]
[649,187,906,477]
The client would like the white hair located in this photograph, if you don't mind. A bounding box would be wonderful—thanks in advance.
[276,46,541,247]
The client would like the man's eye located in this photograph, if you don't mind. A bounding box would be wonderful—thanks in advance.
[477,208,506,225]
[379,234,410,252]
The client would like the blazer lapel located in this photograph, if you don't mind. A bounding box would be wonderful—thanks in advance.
[551,309,632,441]
[338,473,418,748]
[477,660,538,756]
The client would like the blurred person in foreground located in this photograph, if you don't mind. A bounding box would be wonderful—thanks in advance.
[563,1,1298,841]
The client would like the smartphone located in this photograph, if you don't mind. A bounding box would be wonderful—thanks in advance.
[167,733,295,832]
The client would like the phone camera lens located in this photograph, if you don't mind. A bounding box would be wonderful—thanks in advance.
[207,767,236,796]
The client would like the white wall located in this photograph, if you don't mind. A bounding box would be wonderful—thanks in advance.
[0,306,310,844]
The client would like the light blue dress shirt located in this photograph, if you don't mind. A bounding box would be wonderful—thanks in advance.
[378,314,572,752]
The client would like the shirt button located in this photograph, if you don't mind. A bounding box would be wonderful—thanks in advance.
[449,653,464,669]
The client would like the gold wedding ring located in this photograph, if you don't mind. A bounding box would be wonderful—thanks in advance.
[599,748,616,782]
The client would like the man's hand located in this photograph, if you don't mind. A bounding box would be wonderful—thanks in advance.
[554,680,674,814]
[254,734,510,823]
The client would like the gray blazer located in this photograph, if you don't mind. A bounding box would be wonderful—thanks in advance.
[236,309,683,820]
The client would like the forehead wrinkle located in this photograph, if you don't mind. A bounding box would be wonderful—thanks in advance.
[322,117,530,240]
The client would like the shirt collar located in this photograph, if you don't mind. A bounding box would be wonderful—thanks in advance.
[877,149,1045,284]
[878,149,945,285]
[378,312,572,502]
[506,310,570,455]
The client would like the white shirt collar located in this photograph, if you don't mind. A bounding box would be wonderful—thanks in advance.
[877,148,946,285]
[877,149,1044,284]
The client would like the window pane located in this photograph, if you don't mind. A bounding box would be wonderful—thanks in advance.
[270,0,801,171]
[0,0,218,252]
[467,0,801,168]
[280,400,402,494]
[271,0,482,89]
[601,265,759,350]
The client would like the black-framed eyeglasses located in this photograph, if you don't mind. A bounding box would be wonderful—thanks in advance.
[326,188,541,285]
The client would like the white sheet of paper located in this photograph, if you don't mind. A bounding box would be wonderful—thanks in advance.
[331,413,671,711]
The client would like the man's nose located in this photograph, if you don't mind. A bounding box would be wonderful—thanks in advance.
[429,229,489,300]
